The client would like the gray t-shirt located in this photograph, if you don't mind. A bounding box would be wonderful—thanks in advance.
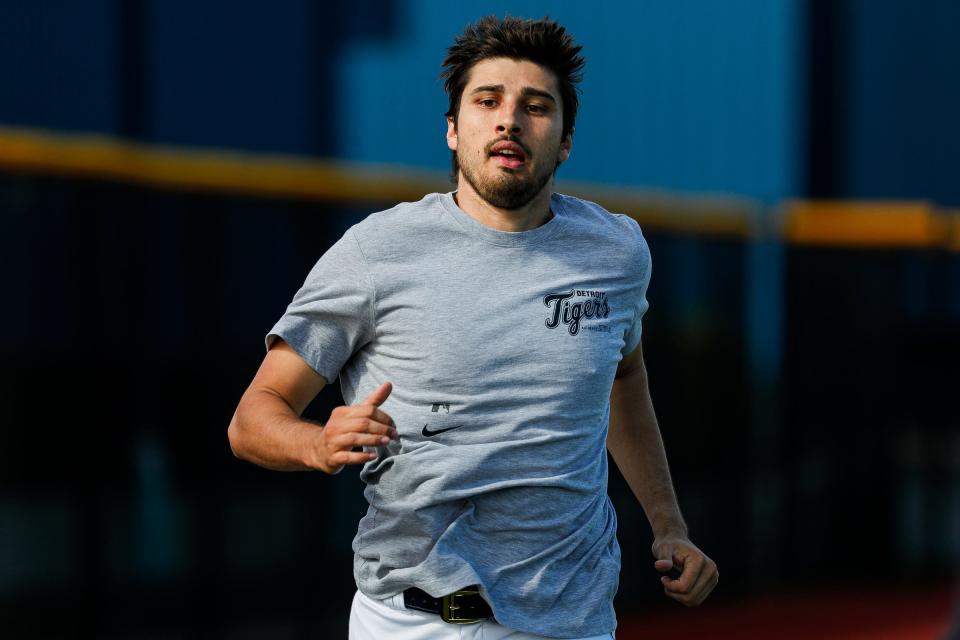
[266,191,651,638]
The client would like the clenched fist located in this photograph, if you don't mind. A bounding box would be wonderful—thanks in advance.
[652,536,718,607]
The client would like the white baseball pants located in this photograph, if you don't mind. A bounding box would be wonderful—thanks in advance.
[348,588,616,640]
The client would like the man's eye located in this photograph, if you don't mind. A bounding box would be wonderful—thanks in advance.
[526,104,547,114]
[478,99,498,108]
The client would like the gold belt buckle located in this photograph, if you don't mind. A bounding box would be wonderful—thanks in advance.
[441,588,484,624]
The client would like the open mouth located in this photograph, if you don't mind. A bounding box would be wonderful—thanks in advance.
[489,140,527,169]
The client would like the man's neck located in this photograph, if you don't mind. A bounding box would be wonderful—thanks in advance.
[454,179,554,232]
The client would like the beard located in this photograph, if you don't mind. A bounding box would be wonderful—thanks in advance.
[457,145,557,210]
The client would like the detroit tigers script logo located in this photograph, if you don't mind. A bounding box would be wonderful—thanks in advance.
[543,289,610,336]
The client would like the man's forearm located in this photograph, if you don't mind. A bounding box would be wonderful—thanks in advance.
[607,366,687,539]
[609,350,719,605]
[228,388,322,471]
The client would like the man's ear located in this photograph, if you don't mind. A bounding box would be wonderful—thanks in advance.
[446,116,458,151]
[558,128,574,163]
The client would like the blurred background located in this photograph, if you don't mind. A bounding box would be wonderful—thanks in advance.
[2,1,958,638]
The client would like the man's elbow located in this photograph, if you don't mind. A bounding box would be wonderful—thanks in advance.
[227,411,246,460]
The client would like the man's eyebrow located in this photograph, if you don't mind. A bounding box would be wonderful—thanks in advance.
[520,87,557,104]
[469,84,558,104]
[470,84,505,95]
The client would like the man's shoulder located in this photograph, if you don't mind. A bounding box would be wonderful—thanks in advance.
[554,192,644,240]
[357,192,447,226]
[341,192,456,262]
[350,192,448,240]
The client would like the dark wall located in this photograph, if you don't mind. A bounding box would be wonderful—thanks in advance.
[2,173,383,636]
[1,172,748,635]
[4,172,957,637]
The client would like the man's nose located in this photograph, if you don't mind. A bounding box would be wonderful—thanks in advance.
[496,122,522,137]
[496,105,522,135]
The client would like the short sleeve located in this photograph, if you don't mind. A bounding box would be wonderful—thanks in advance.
[621,218,652,356]
[265,228,375,382]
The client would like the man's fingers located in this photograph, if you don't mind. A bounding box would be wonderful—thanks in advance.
[662,554,704,595]
[667,566,717,607]
[335,418,397,439]
[362,381,393,407]
[686,565,719,605]
[654,558,674,573]
[662,556,719,607]
[338,405,395,428]
[653,543,681,584]
[652,540,718,606]
[330,450,379,469]
[319,389,395,475]
[652,539,677,569]
[368,409,393,426]
[334,431,395,449]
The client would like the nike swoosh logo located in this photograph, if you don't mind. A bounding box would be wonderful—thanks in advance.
[421,423,465,437]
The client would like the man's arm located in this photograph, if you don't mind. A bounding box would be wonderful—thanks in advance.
[227,339,397,474]
[608,342,719,606]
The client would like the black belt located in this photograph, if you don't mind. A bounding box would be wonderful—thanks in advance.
[403,585,493,624]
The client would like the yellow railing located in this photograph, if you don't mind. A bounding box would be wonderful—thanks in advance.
[781,200,952,249]
[2,125,957,250]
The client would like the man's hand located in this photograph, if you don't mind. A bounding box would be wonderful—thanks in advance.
[652,536,718,606]
[309,382,398,475]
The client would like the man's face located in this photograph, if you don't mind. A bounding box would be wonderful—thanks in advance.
[447,57,572,210]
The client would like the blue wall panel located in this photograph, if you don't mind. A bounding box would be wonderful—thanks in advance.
[147,0,319,154]
[2,1,805,201]
[844,0,960,205]
[0,1,118,134]
[338,0,805,201]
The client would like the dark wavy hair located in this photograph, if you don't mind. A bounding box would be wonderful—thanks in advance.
[440,16,585,179]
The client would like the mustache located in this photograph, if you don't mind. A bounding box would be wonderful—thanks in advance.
[485,135,530,157]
